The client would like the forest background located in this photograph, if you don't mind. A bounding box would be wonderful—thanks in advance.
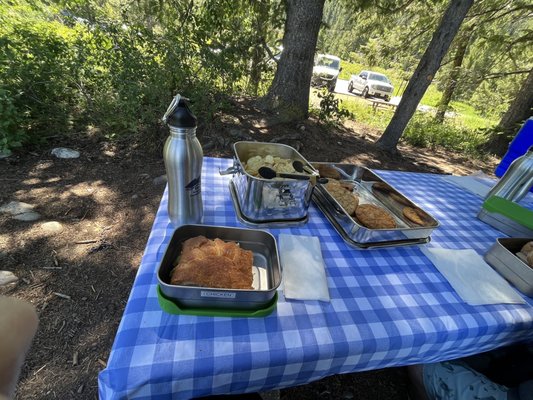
[1,0,532,159]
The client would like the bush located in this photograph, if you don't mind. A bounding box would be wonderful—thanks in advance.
[0,1,268,152]
[1,4,81,148]
[0,89,26,155]
[404,113,489,156]
[316,88,353,124]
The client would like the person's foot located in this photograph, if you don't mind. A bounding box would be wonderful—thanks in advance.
[0,296,39,399]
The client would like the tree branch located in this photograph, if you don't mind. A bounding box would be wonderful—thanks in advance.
[482,69,532,80]
[468,0,513,18]
[376,0,415,13]
[261,40,279,64]
[483,5,533,23]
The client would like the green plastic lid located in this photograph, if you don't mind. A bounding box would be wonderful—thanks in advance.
[482,196,533,230]
[157,285,278,318]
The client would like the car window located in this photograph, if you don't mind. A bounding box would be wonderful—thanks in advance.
[360,72,368,79]
[316,57,340,70]
[368,73,390,83]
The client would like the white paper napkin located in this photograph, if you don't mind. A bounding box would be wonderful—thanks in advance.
[441,174,494,198]
[278,234,330,302]
[421,247,525,305]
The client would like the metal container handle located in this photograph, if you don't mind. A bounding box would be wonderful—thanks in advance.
[219,166,239,175]
[219,158,242,176]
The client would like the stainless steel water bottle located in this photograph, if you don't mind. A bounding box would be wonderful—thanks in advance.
[162,94,203,226]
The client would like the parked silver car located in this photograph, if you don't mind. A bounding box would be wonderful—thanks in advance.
[311,54,341,92]
[348,70,394,102]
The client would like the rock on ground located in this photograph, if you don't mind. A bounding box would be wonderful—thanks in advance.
[0,270,18,286]
[153,175,167,185]
[13,212,41,221]
[40,221,64,235]
[0,201,34,215]
[0,201,41,221]
[51,147,80,159]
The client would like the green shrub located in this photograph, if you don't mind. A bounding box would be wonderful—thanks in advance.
[0,0,268,152]
[316,88,353,124]
[404,113,489,156]
[0,89,26,155]
[338,96,392,129]
[335,93,490,158]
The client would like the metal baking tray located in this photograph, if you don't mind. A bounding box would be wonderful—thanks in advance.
[220,141,318,223]
[313,189,430,249]
[157,224,281,310]
[484,238,533,297]
[311,162,439,246]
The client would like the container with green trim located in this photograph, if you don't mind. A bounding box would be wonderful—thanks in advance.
[477,196,533,237]
[157,225,281,311]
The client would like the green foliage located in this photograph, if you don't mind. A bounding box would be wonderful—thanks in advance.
[1,2,80,147]
[334,93,490,157]
[0,89,26,154]
[403,113,489,156]
[316,88,353,124]
[337,96,391,129]
[321,0,533,125]
[2,0,529,157]
[0,0,284,152]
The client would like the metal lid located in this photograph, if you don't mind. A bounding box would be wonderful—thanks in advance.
[162,94,197,128]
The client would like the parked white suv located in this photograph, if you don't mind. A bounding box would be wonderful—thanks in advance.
[311,54,341,92]
[348,70,394,102]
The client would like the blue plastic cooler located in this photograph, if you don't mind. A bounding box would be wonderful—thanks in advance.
[495,118,533,189]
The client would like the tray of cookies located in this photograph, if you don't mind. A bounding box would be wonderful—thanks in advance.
[157,224,281,311]
[311,162,439,247]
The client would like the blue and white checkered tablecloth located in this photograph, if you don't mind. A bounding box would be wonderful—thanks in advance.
[98,157,533,399]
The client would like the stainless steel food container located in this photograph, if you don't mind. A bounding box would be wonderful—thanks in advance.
[157,225,281,310]
[312,162,439,247]
[484,238,533,297]
[220,141,318,223]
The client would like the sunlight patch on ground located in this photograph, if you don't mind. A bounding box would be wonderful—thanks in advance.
[22,178,42,185]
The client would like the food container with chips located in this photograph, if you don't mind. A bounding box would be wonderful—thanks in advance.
[484,238,533,297]
[220,141,319,226]
[157,224,281,312]
[311,162,439,248]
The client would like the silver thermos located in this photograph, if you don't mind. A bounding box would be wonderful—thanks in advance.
[162,94,203,226]
[486,145,533,203]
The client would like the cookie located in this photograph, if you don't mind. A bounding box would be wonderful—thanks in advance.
[372,182,393,192]
[317,165,341,180]
[325,182,359,216]
[389,192,412,206]
[403,207,429,226]
[355,204,397,229]
[520,241,533,255]
[372,183,411,206]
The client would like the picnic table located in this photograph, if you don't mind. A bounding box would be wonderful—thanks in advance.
[98,157,533,399]
[369,98,398,112]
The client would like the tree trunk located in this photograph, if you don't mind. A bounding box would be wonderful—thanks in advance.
[376,0,474,152]
[435,27,472,123]
[263,0,325,121]
[248,0,270,96]
[485,68,533,156]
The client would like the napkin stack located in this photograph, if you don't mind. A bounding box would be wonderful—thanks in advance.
[421,247,525,305]
[278,234,330,302]
[441,172,494,198]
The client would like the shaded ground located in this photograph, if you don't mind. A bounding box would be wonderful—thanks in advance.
[0,98,498,399]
